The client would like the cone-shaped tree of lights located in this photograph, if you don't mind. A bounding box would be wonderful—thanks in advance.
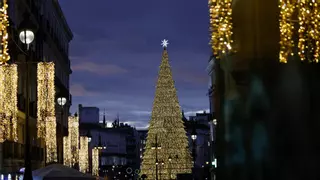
[140,39,192,179]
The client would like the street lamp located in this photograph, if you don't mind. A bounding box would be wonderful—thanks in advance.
[57,97,66,163]
[18,12,37,180]
[86,130,92,143]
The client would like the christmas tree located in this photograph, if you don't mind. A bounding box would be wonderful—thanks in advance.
[141,40,192,179]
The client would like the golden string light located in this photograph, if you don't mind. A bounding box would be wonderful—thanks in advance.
[63,136,71,167]
[37,62,55,138]
[46,116,57,163]
[279,0,296,63]
[69,115,79,167]
[79,136,89,173]
[279,0,320,63]
[209,0,234,58]
[141,43,192,179]
[0,64,18,142]
[0,0,10,64]
[92,148,99,176]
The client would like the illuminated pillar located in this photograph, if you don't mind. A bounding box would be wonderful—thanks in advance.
[0,64,18,142]
[79,136,89,173]
[37,62,57,163]
[68,115,79,167]
[63,136,71,167]
[92,148,99,176]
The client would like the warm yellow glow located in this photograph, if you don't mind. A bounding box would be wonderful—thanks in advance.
[92,148,99,176]
[63,136,71,167]
[209,0,234,58]
[279,0,320,63]
[46,116,57,163]
[79,136,89,173]
[0,64,18,142]
[0,0,10,64]
[37,62,56,163]
[279,0,295,63]
[69,115,79,167]
[140,47,192,179]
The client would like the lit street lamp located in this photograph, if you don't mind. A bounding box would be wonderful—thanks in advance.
[86,130,92,143]
[57,97,66,163]
[18,12,37,180]
[94,133,106,176]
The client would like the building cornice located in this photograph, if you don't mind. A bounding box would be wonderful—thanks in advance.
[52,0,73,40]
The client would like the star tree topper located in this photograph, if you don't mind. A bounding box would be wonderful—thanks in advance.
[161,39,169,48]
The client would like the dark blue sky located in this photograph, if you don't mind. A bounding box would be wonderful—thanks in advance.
[59,0,211,129]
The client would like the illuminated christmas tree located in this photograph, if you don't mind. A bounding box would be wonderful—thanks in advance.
[141,39,192,179]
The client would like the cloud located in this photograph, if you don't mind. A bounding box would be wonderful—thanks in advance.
[130,110,152,116]
[72,61,128,76]
[70,83,101,97]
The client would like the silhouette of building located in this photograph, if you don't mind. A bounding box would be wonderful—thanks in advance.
[0,0,72,176]
[78,104,100,124]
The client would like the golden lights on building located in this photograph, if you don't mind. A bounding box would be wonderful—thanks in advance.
[63,136,71,167]
[92,148,99,176]
[0,64,18,142]
[279,0,320,63]
[37,62,57,162]
[209,0,234,58]
[79,136,89,173]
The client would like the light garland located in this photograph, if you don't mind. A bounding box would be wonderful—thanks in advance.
[92,148,99,176]
[279,0,295,63]
[37,62,55,138]
[37,62,56,163]
[0,0,10,64]
[0,64,18,142]
[209,0,234,58]
[141,44,192,179]
[63,136,71,167]
[279,0,320,63]
[79,136,89,173]
[68,115,79,167]
[46,116,57,163]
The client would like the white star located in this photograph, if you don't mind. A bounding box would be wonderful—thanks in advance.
[161,39,169,48]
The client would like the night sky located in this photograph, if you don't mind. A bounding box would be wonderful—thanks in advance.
[59,0,211,129]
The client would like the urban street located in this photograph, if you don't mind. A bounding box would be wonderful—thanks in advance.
[0,0,319,180]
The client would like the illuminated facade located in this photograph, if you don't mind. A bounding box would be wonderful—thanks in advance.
[0,0,73,173]
[79,136,89,173]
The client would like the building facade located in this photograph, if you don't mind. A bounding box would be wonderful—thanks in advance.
[0,0,72,175]
[79,104,100,124]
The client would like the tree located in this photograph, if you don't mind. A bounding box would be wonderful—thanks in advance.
[140,40,192,179]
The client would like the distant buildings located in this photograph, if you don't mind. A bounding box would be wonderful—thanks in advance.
[79,109,140,179]
[184,111,212,180]
[137,130,147,164]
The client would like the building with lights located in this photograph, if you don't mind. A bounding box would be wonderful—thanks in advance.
[0,0,72,174]
[80,115,141,179]
[184,112,211,180]
[209,0,320,180]
[137,130,147,165]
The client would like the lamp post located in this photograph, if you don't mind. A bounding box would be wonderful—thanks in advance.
[57,97,66,163]
[18,12,36,180]
[151,134,161,180]
[191,123,197,179]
